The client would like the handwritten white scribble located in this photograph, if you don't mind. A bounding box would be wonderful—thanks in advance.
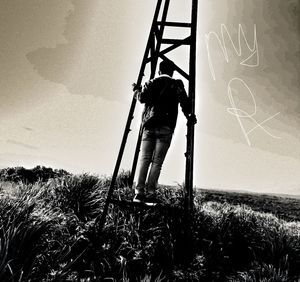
[227,78,281,146]
[205,24,259,80]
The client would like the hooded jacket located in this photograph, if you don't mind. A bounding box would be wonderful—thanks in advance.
[137,74,191,131]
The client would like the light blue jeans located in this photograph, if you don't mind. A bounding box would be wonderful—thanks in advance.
[136,125,173,195]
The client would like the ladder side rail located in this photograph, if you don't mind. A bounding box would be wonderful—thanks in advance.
[97,98,137,228]
[97,0,165,229]
[151,0,170,78]
[150,33,157,77]
[129,124,143,187]
[184,0,198,215]
[137,0,163,85]
[128,0,165,185]
[129,0,171,184]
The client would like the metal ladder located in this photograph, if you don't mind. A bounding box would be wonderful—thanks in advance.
[97,0,198,229]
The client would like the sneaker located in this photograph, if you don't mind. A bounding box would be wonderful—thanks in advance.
[144,194,161,206]
[133,194,146,203]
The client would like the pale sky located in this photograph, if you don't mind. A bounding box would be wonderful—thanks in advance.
[0,0,299,195]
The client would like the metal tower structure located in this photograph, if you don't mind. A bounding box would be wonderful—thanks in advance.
[98,0,198,228]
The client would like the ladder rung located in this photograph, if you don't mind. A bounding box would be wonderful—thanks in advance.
[110,199,183,211]
[161,38,191,45]
[111,199,156,209]
[157,21,192,28]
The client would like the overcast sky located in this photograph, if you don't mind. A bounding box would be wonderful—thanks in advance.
[0,0,299,195]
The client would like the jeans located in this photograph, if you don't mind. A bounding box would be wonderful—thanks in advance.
[136,125,173,195]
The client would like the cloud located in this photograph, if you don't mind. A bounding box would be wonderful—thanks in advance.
[6,139,38,150]
[26,1,152,102]
[0,0,73,115]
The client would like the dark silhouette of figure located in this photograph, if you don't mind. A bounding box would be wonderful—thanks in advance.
[133,60,196,205]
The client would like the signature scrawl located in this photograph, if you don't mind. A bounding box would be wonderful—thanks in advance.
[205,24,281,146]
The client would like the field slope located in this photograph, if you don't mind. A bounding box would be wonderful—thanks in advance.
[0,167,299,281]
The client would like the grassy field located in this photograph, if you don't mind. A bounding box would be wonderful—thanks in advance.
[0,167,299,281]
[200,188,300,223]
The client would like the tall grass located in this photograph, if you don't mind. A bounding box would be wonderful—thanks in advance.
[0,197,52,281]
[191,200,300,281]
[0,168,299,281]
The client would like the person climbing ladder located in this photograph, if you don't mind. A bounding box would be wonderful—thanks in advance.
[97,0,198,229]
[133,60,197,205]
